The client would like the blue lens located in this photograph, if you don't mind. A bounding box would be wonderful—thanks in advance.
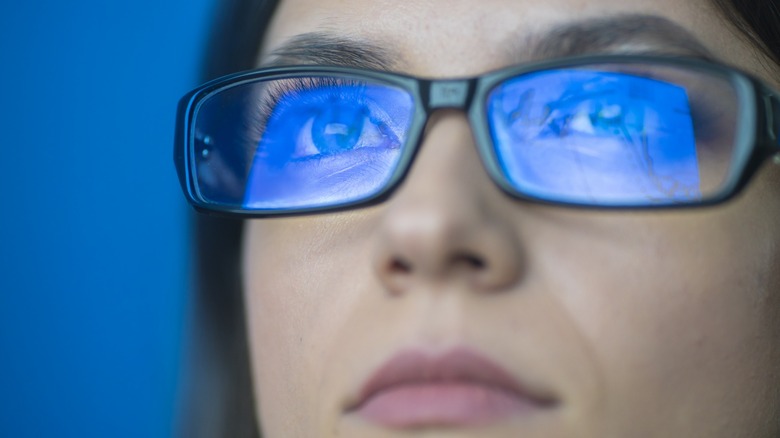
[193,77,415,210]
[487,69,705,205]
[191,65,739,212]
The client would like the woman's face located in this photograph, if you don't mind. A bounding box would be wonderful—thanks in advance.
[242,0,780,436]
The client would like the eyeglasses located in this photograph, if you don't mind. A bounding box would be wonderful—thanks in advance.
[174,55,780,217]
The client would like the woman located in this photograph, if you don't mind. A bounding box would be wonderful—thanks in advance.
[177,0,780,436]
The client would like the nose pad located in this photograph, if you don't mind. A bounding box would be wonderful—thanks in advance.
[372,112,525,295]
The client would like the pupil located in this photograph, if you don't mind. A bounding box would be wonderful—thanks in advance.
[312,105,366,155]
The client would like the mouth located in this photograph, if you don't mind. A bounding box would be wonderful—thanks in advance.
[346,347,559,428]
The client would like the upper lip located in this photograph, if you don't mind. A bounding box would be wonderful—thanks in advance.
[347,346,558,411]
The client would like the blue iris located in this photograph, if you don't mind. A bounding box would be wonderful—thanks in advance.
[310,103,367,155]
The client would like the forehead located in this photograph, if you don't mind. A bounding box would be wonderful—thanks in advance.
[262,0,774,85]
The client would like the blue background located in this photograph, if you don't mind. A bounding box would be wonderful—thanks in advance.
[0,1,215,436]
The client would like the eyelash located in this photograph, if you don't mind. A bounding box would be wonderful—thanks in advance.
[239,76,371,158]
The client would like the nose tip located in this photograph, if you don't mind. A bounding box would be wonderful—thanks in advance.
[373,196,525,295]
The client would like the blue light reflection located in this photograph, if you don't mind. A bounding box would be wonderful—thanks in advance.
[244,81,414,209]
[488,70,701,205]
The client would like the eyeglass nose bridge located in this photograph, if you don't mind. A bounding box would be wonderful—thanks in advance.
[424,79,476,110]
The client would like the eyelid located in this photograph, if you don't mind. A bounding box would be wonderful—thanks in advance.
[247,76,372,134]
[255,83,409,162]
[266,81,408,142]
[241,78,370,156]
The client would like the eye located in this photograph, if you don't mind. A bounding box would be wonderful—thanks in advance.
[257,83,406,165]
[537,82,638,139]
[293,100,398,159]
[556,101,629,136]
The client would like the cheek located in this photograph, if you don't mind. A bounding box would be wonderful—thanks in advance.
[242,214,377,432]
[533,202,780,433]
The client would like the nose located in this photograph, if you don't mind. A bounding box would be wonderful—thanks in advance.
[372,111,525,295]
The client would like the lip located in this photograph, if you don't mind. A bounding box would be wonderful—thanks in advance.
[347,347,558,428]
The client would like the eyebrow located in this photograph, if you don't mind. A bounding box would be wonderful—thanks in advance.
[261,33,400,70]
[521,14,715,61]
[260,14,716,70]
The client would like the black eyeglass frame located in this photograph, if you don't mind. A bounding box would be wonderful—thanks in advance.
[174,54,780,217]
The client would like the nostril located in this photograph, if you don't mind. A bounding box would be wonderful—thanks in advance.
[453,253,486,269]
[390,258,413,274]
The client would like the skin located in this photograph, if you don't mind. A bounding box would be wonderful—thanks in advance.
[242,0,780,436]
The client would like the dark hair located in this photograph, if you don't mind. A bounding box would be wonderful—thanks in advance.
[179,2,780,437]
[178,3,279,437]
[711,0,780,68]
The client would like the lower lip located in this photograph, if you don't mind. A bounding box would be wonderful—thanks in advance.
[354,382,545,428]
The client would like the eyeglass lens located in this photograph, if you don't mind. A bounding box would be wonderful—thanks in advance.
[190,64,739,210]
[193,78,415,209]
[487,65,738,206]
